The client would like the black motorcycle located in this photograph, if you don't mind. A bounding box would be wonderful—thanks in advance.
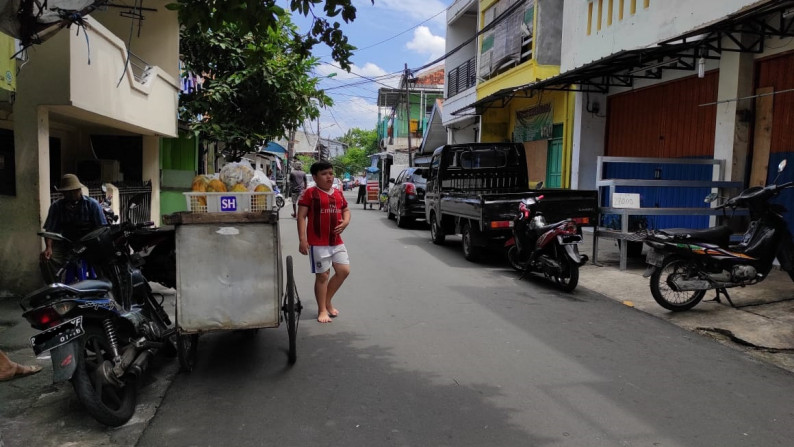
[643,159,794,311]
[20,219,175,426]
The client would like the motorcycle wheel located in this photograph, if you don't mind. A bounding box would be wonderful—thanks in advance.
[276,196,285,209]
[507,246,527,272]
[553,255,579,293]
[649,256,707,311]
[71,325,137,427]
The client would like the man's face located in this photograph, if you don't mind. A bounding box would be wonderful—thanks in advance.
[63,189,82,202]
[314,168,335,191]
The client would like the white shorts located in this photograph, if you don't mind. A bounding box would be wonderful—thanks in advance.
[309,244,350,273]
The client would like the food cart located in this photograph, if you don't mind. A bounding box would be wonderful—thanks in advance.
[163,191,301,371]
[365,169,380,209]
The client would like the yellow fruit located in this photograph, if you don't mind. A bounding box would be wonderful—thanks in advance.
[207,179,227,192]
[231,183,248,192]
[191,175,209,192]
[253,183,270,209]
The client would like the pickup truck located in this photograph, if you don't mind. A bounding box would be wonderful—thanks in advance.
[424,142,599,261]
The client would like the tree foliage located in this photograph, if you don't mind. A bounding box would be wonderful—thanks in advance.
[330,147,369,177]
[330,128,379,176]
[180,14,331,161]
[338,128,379,156]
[170,0,373,70]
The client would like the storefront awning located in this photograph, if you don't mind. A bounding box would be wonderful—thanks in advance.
[453,0,794,116]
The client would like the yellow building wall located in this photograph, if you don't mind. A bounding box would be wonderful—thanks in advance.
[476,0,573,187]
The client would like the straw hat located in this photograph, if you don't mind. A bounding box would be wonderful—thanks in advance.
[59,174,84,191]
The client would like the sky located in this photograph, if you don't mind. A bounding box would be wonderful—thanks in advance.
[279,0,455,140]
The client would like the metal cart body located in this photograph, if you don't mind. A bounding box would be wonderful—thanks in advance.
[164,210,299,369]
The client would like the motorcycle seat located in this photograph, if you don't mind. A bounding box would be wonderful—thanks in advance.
[657,225,732,247]
[21,280,113,309]
[70,280,113,293]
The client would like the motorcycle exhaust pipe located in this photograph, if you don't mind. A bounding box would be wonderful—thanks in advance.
[671,279,713,291]
[127,349,153,378]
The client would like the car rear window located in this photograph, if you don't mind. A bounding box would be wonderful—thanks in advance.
[408,169,428,186]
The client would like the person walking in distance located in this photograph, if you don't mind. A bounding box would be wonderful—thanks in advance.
[356,172,367,204]
[296,161,351,323]
[288,161,308,218]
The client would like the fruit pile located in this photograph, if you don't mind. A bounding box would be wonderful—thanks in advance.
[190,162,272,209]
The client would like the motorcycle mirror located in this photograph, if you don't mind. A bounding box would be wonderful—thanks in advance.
[704,192,718,203]
[779,159,787,173]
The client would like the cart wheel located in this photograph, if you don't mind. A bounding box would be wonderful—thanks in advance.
[284,255,298,364]
[177,333,199,373]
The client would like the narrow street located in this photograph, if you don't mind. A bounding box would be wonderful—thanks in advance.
[137,191,794,447]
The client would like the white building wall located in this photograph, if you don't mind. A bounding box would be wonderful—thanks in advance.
[561,0,771,71]
[442,0,478,126]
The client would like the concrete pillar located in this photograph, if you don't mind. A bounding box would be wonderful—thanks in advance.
[713,35,755,183]
[571,91,606,190]
[0,104,49,296]
[142,135,161,226]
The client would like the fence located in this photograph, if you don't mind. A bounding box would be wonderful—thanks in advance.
[50,182,152,224]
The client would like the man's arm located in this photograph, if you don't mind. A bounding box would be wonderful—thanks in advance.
[297,205,309,255]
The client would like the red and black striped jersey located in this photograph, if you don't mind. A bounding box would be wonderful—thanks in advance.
[298,186,348,246]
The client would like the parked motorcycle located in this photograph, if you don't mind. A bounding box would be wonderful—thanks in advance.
[505,194,589,292]
[20,216,175,426]
[643,159,794,311]
[273,183,285,209]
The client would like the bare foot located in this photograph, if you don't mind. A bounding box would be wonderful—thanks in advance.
[317,311,332,323]
[327,306,339,318]
[0,363,43,382]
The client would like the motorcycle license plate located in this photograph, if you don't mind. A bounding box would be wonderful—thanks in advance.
[645,249,664,267]
[30,316,84,356]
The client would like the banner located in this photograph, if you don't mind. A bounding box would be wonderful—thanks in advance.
[0,34,15,92]
[514,103,552,142]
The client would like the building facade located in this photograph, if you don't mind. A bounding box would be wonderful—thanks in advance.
[0,2,180,296]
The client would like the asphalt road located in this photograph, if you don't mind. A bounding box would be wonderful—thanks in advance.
[138,191,794,447]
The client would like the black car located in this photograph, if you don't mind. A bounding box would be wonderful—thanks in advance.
[386,167,428,227]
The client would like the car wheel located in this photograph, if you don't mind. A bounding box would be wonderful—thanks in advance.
[461,221,480,262]
[387,201,395,220]
[430,213,445,245]
[396,203,412,228]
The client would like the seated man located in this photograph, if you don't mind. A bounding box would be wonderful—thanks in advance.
[40,174,107,282]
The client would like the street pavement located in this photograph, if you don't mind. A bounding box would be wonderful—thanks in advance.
[2,196,794,444]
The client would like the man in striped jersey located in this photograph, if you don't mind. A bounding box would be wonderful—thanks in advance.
[297,161,352,323]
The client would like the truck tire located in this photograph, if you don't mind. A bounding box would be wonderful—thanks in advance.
[461,222,480,262]
[430,213,445,245]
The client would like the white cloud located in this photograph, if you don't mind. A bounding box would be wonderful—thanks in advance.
[405,26,445,61]
[316,62,388,81]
